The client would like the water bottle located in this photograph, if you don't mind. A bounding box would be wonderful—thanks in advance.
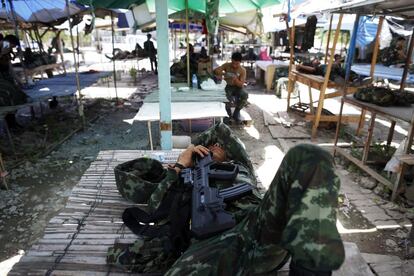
[192,74,198,88]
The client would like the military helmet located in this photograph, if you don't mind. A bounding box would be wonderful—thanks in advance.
[114,158,167,203]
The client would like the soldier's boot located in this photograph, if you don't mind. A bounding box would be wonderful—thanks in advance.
[232,108,242,123]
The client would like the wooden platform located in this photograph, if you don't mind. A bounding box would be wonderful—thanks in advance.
[9,150,181,276]
[9,150,373,276]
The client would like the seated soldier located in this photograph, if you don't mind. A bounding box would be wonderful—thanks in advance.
[214,52,248,123]
[0,35,27,129]
[108,122,344,276]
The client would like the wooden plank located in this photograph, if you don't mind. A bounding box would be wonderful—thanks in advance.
[268,125,310,139]
[397,154,414,165]
[277,111,295,127]
[335,147,394,191]
[304,114,361,123]
[263,110,277,126]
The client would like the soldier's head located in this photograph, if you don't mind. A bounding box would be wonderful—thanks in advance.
[4,34,19,48]
[396,37,406,49]
[208,143,227,162]
[147,34,152,40]
[231,52,242,69]
[311,58,321,67]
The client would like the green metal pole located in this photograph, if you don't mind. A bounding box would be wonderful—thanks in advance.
[155,0,172,149]
[185,0,190,86]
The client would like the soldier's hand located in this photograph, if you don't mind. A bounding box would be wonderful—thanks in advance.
[177,145,209,168]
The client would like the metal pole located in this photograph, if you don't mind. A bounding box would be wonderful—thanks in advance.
[155,0,172,149]
[370,16,384,79]
[324,14,333,64]
[65,0,85,127]
[185,0,190,86]
[111,13,119,103]
[399,28,414,93]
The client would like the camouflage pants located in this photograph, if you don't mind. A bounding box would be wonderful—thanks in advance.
[165,144,344,275]
[225,85,248,110]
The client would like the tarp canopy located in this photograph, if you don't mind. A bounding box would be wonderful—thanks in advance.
[78,0,278,14]
[0,0,85,24]
[79,0,280,34]
[322,14,356,31]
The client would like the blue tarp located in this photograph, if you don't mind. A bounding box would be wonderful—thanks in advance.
[0,0,84,23]
[356,16,379,47]
[24,71,111,101]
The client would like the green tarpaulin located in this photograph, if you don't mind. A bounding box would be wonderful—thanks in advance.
[77,0,278,14]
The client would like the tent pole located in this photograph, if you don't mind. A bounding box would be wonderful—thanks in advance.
[7,0,28,84]
[111,13,119,103]
[399,28,414,93]
[155,0,172,149]
[286,17,295,111]
[65,0,85,128]
[76,25,81,66]
[324,14,333,64]
[370,16,384,80]
[174,28,177,60]
[185,0,190,86]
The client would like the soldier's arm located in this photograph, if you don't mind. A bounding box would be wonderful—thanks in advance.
[213,64,226,78]
[232,68,246,88]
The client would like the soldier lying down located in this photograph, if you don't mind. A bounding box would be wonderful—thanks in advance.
[108,122,344,276]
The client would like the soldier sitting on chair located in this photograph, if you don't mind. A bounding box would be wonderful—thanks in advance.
[214,52,249,123]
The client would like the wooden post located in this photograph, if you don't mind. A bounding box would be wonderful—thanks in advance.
[362,112,376,164]
[111,13,119,103]
[370,16,384,79]
[286,18,296,111]
[0,153,8,190]
[399,28,414,92]
[324,14,333,64]
[312,13,343,139]
[185,0,190,87]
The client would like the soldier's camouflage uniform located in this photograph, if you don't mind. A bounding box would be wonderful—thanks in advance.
[107,123,344,274]
[225,85,249,110]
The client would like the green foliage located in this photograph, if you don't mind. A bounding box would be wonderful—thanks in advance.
[129,67,138,83]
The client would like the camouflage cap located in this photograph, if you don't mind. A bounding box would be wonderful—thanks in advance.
[114,158,167,204]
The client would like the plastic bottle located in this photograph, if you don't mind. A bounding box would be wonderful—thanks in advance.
[192,74,198,88]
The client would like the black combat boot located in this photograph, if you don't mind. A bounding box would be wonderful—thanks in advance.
[232,108,242,123]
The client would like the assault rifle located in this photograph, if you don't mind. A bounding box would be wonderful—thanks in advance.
[181,153,253,239]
